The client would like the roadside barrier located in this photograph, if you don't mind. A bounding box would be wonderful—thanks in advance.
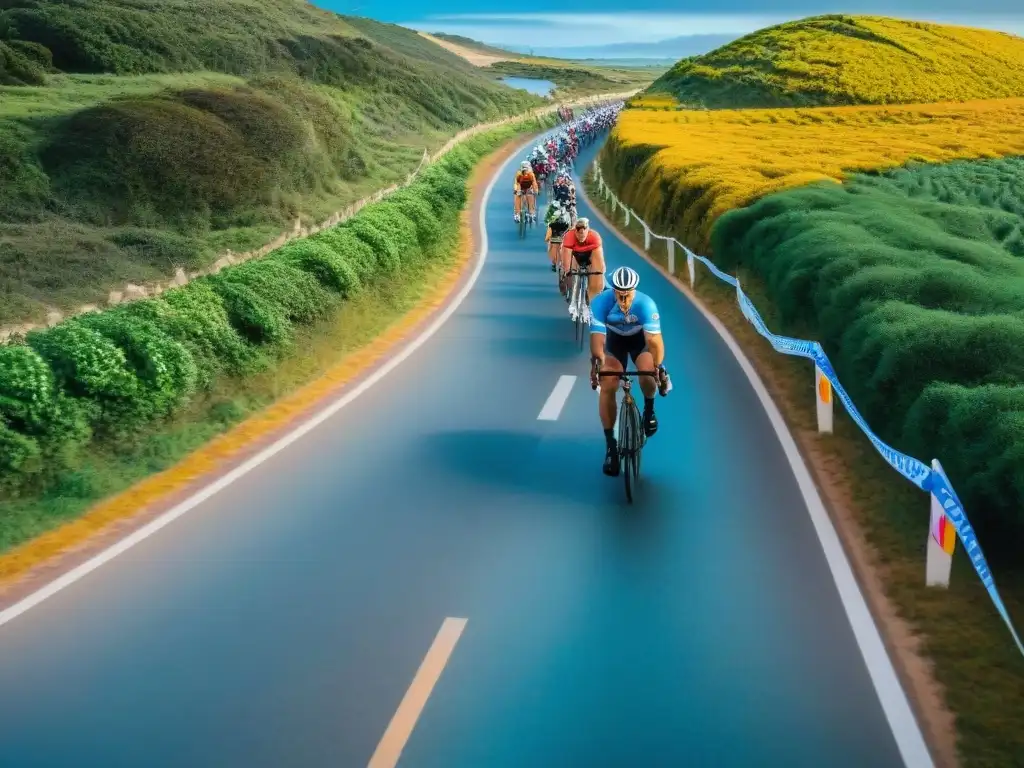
[589,162,1024,658]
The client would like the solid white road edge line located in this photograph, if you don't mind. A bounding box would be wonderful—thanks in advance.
[579,183,934,768]
[0,134,538,630]
[537,375,577,420]
[366,617,468,768]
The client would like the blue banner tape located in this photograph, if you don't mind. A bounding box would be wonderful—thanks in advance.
[681,247,1023,656]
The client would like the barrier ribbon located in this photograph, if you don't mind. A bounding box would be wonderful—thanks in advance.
[591,161,1023,656]
[666,231,1024,655]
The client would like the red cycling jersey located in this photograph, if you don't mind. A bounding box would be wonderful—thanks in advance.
[562,229,602,254]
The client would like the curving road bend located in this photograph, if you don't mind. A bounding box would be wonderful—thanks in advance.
[0,135,932,768]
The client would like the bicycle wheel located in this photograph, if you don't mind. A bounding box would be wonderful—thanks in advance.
[619,400,637,503]
[519,207,526,239]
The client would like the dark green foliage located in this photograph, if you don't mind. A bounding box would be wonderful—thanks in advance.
[0,39,46,84]
[273,241,362,298]
[0,111,547,507]
[342,217,401,274]
[0,0,542,321]
[711,155,1024,544]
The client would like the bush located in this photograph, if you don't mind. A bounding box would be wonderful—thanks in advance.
[710,154,1024,546]
[26,320,141,428]
[210,279,292,347]
[313,228,378,284]
[273,240,362,297]
[388,190,443,248]
[215,259,334,325]
[342,217,400,274]
[358,205,421,264]
[76,308,199,419]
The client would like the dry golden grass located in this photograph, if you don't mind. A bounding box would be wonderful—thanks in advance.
[608,97,1024,249]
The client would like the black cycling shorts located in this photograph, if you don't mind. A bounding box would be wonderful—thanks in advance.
[605,330,648,368]
[571,250,593,269]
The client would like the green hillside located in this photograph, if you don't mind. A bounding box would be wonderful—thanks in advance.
[0,0,543,325]
[649,14,1024,108]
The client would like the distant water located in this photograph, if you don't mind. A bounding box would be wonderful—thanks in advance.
[499,77,556,96]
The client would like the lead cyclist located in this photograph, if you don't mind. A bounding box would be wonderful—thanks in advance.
[588,266,671,476]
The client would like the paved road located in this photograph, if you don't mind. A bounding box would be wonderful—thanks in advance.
[0,133,930,767]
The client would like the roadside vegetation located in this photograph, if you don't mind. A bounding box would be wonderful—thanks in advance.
[596,12,1024,765]
[649,15,1024,108]
[0,0,543,325]
[584,175,1024,766]
[603,98,1024,249]
[0,114,555,557]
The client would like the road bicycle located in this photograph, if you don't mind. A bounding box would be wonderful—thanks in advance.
[567,268,600,350]
[591,364,659,503]
[517,191,537,239]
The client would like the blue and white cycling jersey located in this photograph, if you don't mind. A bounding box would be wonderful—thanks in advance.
[590,289,661,336]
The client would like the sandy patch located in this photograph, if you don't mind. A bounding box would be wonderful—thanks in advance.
[418,31,516,67]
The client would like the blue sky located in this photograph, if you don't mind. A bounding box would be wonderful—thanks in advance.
[320,1,1024,50]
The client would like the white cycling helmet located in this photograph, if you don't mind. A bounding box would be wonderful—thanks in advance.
[521,160,531,170]
[611,266,640,291]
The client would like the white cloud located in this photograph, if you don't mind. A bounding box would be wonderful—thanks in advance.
[402,11,1024,46]
[403,13,788,46]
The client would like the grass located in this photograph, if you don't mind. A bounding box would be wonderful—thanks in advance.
[0,239,461,553]
[649,15,1024,108]
[603,97,1024,250]
[582,172,1024,767]
[0,0,544,325]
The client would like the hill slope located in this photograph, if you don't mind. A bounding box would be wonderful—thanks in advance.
[0,0,542,324]
[649,15,1024,108]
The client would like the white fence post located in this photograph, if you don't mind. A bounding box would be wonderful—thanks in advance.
[624,208,631,226]
[926,458,956,587]
[666,239,675,275]
[814,365,833,434]
[643,225,650,251]
[686,247,694,288]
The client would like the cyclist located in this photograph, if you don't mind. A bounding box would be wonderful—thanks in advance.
[552,170,576,218]
[544,201,571,272]
[513,161,538,223]
[589,266,670,476]
[560,216,604,303]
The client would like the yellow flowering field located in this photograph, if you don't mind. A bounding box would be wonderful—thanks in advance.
[606,98,1024,249]
[653,15,1024,108]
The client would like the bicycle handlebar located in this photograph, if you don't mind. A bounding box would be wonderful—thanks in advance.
[596,370,659,377]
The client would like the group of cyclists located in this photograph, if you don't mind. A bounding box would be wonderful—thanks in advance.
[511,103,672,478]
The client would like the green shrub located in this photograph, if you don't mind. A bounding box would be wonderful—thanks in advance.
[76,308,199,419]
[342,217,400,274]
[273,240,362,298]
[215,259,334,324]
[26,321,141,427]
[0,420,41,474]
[210,280,292,346]
[314,228,378,283]
[710,154,1024,546]
[359,205,421,264]
[388,189,443,248]
[158,282,254,379]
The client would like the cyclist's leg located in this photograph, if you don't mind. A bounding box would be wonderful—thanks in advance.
[514,191,521,219]
[633,348,660,436]
[528,191,537,217]
[599,339,626,475]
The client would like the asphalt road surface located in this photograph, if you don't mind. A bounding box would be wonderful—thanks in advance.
[0,133,933,767]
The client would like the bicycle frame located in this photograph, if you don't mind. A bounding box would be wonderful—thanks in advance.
[592,366,658,502]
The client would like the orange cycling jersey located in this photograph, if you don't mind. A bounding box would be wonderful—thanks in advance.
[515,170,537,191]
